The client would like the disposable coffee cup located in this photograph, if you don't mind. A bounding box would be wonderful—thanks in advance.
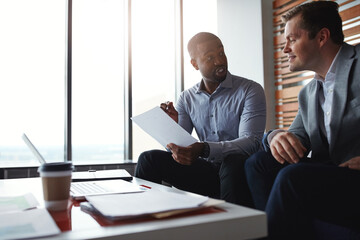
[38,162,73,211]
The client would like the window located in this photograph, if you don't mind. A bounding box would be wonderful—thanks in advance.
[72,0,125,163]
[0,0,66,165]
[0,0,218,168]
[131,0,177,160]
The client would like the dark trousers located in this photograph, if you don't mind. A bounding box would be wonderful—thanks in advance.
[245,150,360,240]
[135,150,253,207]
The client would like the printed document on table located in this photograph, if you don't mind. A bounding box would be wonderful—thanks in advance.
[0,193,39,213]
[85,190,209,220]
[131,106,198,148]
[0,208,60,239]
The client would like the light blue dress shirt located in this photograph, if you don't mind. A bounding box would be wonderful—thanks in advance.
[315,47,341,144]
[176,72,266,163]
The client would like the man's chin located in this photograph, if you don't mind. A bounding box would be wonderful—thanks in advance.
[289,65,299,72]
[214,72,227,82]
[289,63,304,72]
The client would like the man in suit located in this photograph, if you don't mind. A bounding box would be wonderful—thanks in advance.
[245,1,360,239]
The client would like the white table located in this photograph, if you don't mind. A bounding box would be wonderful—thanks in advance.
[0,177,267,240]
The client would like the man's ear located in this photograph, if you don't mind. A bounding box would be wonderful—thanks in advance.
[191,59,199,70]
[318,28,330,47]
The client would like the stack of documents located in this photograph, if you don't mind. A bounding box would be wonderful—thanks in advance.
[0,193,60,239]
[81,190,223,220]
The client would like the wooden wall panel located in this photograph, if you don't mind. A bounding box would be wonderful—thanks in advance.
[273,0,360,129]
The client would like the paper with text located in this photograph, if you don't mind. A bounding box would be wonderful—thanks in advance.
[131,107,198,148]
[0,193,39,213]
[0,208,60,239]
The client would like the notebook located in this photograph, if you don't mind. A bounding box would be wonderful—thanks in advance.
[72,169,133,182]
[70,179,145,200]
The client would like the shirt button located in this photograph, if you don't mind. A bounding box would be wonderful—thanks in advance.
[326,111,330,116]
[328,89,333,93]
[210,114,213,117]
[212,131,215,134]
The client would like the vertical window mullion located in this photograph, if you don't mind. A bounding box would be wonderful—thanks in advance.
[124,0,132,160]
[174,0,184,102]
[65,0,73,162]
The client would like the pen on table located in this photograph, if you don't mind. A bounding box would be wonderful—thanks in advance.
[140,185,152,189]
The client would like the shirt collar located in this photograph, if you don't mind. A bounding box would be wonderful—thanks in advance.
[196,71,232,93]
[314,46,342,83]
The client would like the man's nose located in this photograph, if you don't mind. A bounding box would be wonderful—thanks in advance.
[283,43,290,53]
[214,56,223,65]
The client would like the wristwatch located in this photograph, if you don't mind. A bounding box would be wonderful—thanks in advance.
[201,142,210,158]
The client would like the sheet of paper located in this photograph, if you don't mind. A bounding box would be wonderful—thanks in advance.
[0,208,60,239]
[0,193,39,213]
[131,106,198,148]
[85,190,209,219]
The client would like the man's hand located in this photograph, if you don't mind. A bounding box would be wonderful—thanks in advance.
[339,156,360,170]
[160,101,178,123]
[166,142,204,165]
[270,131,307,164]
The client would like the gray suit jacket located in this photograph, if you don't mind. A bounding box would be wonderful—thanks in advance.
[287,43,360,165]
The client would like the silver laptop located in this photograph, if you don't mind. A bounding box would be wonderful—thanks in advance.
[22,133,144,200]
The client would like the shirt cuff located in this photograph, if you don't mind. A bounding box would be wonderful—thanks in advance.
[206,142,222,162]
